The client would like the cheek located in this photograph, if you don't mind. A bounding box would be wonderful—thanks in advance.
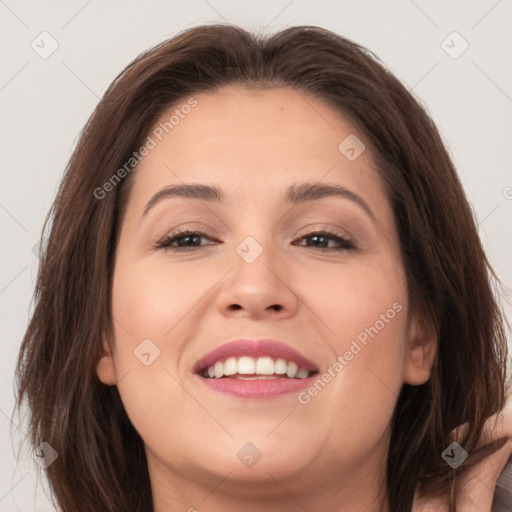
[108,259,220,427]
[109,258,197,460]
[295,258,409,438]
[293,254,408,362]
[111,257,213,346]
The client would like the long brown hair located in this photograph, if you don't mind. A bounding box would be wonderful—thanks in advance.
[15,24,510,512]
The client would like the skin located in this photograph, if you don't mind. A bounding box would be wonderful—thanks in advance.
[96,85,437,512]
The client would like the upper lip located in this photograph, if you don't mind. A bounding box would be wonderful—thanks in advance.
[193,338,319,374]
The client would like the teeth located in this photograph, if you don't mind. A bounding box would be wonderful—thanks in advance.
[202,356,312,379]
[274,358,287,374]
[214,361,224,379]
[223,357,237,376]
[296,368,309,379]
[286,361,298,378]
[238,356,256,374]
[255,356,274,375]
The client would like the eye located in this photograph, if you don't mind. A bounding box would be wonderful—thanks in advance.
[293,229,356,251]
[155,229,219,252]
[155,227,355,253]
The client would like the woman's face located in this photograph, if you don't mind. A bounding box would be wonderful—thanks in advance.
[97,85,435,507]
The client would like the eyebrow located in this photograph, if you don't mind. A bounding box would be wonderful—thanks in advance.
[142,182,376,222]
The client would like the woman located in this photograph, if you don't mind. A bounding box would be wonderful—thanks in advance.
[16,24,511,511]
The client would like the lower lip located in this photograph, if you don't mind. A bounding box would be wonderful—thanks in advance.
[195,374,317,398]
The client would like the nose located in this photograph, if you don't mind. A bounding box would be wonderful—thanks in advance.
[215,237,299,320]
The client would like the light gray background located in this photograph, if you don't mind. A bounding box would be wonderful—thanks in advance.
[1,1,511,510]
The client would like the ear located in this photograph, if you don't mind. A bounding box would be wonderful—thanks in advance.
[403,310,437,386]
[96,337,117,386]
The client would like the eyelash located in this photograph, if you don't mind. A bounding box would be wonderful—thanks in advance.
[154,227,356,253]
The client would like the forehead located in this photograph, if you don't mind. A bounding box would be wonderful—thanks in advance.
[127,85,387,216]
[145,85,368,158]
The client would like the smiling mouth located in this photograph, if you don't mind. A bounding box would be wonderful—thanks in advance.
[198,355,317,380]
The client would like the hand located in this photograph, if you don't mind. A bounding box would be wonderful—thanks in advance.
[412,396,512,512]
